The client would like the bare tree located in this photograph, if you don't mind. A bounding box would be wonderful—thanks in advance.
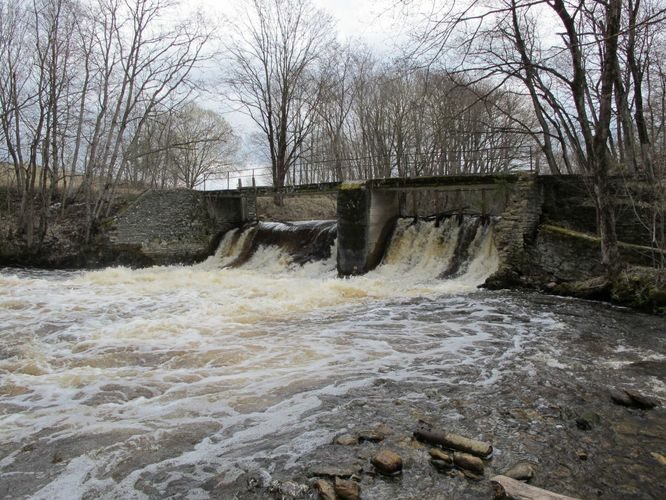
[227,0,335,194]
[409,0,666,276]
[0,0,215,246]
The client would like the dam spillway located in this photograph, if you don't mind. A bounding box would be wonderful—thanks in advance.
[202,216,498,290]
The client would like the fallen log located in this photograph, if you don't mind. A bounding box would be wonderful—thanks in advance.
[491,475,580,500]
[414,428,493,458]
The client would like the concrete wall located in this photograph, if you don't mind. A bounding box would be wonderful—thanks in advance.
[337,184,400,276]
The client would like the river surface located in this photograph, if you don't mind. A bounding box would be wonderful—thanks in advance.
[1,220,664,499]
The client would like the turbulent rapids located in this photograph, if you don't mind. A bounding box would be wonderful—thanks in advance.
[1,217,665,499]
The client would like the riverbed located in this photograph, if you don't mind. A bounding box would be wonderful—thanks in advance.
[1,221,664,499]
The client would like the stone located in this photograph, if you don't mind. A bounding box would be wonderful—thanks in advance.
[453,452,484,475]
[371,449,403,476]
[312,479,336,500]
[358,423,390,443]
[308,464,362,479]
[610,389,634,407]
[430,448,454,471]
[623,389,659,409]
[269,480,308,498]
[611,388,659,409]
[431,459,454,471]
[429,448,453,462]
[334,433,358,446]
[575,411,600,431]
[503,461,535,481]
[650,452,666,466]
[334,478,361,500]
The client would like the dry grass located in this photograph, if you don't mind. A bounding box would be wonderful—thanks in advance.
[256,193,337,221]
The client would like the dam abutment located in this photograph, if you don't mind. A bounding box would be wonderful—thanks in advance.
[337,183,400,276]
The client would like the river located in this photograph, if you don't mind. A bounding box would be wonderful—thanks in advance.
[1,219,664,499]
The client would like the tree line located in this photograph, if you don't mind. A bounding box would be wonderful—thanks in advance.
[0,0,235,246]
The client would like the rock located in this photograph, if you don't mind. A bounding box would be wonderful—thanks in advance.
[308,464,362,479]
[334,478,361,500]
[503,461,535,481]
[611,388,659,409]
[610,389,633,406]
[431,459,454,471]
[430,448,454,471]
[269,480,308,498]
[575,411,600,431]
[453,452,484,475]
[576,450,588,461]
[624,389,659,409]
[312,479,336,500]
[334,433,358,446]
[650,452,666,466]
[371,449,403,476]
[429,448,453,464]
[358,424,389,443]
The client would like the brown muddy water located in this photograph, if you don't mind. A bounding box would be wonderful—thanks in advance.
[0,219,664,499]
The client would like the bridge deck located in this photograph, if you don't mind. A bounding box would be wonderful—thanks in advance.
[204,173,526,197]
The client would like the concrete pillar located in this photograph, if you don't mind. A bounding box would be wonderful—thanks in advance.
[337,183,400,276]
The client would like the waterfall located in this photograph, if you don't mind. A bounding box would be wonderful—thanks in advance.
[204,216,498,286]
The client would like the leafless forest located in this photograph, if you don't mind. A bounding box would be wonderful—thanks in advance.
[0,0,664,273]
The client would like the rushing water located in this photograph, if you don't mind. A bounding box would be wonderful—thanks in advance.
[1,218,664,500]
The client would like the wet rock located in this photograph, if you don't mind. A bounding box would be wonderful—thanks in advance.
[610,389,633,406]
[623,389,659,409]
[429,448,453,464]
[453,452,484,476]
[371,449,403,476]
[358,423,390,443]
[334,478,361,500]
[650,452,666,466]
[610,388,659,409]
[575,411,600,430]
[312,479,336,500]
[502,461,535,481]
[429,448,454,471]
[269,480,309,498]
[308,464,362,479]
[334,434,358,446]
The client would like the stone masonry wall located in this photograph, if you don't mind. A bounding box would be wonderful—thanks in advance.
[109,190,222,265]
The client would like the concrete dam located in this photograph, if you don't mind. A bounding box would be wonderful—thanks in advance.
[107,174,657,287]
